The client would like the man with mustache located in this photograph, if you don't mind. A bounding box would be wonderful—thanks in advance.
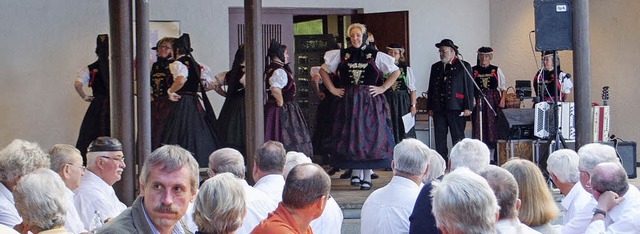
[74,137,127,231]
[98,145,198,233]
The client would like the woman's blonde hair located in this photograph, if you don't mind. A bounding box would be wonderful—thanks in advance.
[347,23,367,37]
[194,173,246,234]
[502,158,559,226]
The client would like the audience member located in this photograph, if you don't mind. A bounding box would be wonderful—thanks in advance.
[577,143,619,193]
[423,149,446,184]
[409,138,490,234]
[194,173,246,234]
[251,163,330,234]
[74,137,127,230]
[361,138,430,234]
[547,149,593,234]
[431,167,499,234]
[207,148,277,233]
[478,165,540,233]
[503,158,559,233]
[283,151,343,234]
[585,162,640,233]
[49,144,88,233]
[14,168,70,234]
[0,139,50,228]
[99,145,198,233]
[253,141,287,202]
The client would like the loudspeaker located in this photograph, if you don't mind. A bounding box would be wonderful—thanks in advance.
[604,141,637,179]
[534,0,573,51]
[497,109,535,140]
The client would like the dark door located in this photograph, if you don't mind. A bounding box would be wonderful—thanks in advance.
[352,11,410,65]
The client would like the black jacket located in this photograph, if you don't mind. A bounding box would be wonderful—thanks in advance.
[427,57,474,112]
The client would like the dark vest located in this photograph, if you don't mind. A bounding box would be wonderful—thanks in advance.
[87,60,109,97]
[264,62,296,102]
[176,56,200,93]
[150,58,173,99]
[225,66,246,98]
[472,64,499,90]
[384,62,409,91]
[337,47,382,87]
[534,69,563,97]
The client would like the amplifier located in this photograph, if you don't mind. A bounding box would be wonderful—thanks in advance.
[497,109,535,140]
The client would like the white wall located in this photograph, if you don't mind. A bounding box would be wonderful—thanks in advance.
[490,0,640,156]
[0,1,490,149]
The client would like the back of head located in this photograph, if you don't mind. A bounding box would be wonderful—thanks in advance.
[478,165,519,220]
[255,141,286,174]
[591,162,629,196]
[578,143,619,173]
[49,144,81,173]
[13,168,67,232]
[546,149,580,183]
[502,159,558,226]
[209,148,246,179]
[0,139,50,184]
[431,167,498,234]
[424,149,446,183]
[283,163,331,209]
[449,138,490,172]
[194,173,246,234]
[393,138,431,176]
[283,151,311,179]
[140,145,200,192]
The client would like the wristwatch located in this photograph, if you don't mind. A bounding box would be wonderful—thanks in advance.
[592,208,607,217]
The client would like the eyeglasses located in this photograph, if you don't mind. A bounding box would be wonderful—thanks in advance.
[67,163,86,172]
[100,155,125,163]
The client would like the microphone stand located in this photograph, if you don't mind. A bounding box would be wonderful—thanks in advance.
[457,54,497,143]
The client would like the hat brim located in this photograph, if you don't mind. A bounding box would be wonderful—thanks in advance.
[435,43,458,50]
[386,47,405,53]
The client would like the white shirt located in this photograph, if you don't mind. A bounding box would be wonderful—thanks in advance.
[310,196,343,234]
[75,67,91,85]
[0,224,18,234]
[360,176,423,234]
[555,181,597,234]
[65,187,87,234]
[73,171,126,230]
[404,66,417,91]
[253,174,285,202]
[236,180,278,234]
[496,218,542,234]
[168,58,213,83]
[496,67,507,91]
[0,183,21,228]
[321,49,400,76]
[585,185,640,234]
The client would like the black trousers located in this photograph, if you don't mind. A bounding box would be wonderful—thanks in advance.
[433,110,467,161]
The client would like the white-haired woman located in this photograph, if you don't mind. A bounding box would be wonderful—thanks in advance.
[193,173,246,234]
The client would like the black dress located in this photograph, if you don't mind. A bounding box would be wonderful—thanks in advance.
[76,60,110,162]
[384,62,416,144]
[150,57,175,150]
[215,67,247,156]
[161,56,219,167]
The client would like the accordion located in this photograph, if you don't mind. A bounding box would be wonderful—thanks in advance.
[534,102,575,139]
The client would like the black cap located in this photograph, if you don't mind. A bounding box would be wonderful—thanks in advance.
[267,39,285,62]
[542,50,556,57]
[173,33,194,54]
[477,46,493,54]
[88,136,123,152]
[95,34,109,56]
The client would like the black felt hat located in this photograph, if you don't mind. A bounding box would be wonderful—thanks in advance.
[477,46,494,54]
[267,39,285,62]
[173,33,194,54]
[87,136,123,152]
[435,39,458,50]
[387,43,405,53]
[542,50,556,57]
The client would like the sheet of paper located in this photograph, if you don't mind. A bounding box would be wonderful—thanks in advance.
[402,113,415,133]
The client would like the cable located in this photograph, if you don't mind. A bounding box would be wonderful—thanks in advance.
[529,31,540,69]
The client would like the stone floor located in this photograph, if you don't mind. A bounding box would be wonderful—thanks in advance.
[331,167,640,234]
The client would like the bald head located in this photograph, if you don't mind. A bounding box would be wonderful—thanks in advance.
[591,162,628,196]
[208,148,245,179]
[282,163,330,209]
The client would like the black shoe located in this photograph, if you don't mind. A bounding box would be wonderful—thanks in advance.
[340,169,353,179]
[371,173,379,179]
[360,181,372,190]
[327,167,340,176]
[350,176,361,186]
[384,168,392,171]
